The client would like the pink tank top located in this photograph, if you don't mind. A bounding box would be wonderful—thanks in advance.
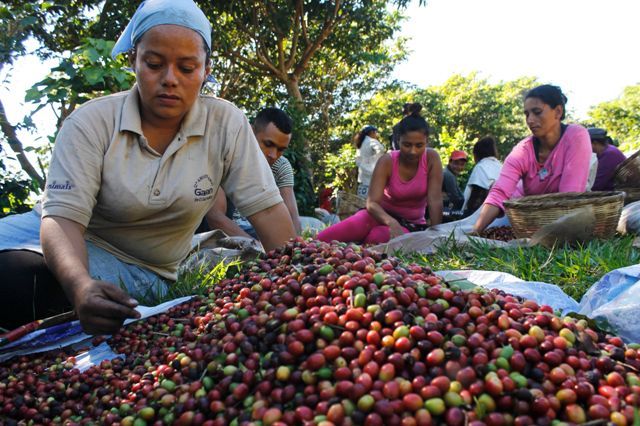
[379,150,428,224]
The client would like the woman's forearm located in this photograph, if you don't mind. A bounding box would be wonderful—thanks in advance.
[40,216,93,304]
[472,204,501,233]
[249,202,296,251]
[366,201,399,227]
[427,198,443,226]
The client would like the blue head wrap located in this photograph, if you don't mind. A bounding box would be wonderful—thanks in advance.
[111,0,212,58]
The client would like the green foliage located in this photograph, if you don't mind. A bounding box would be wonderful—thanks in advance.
[402,235,640,301]
[416,73,536,156]
[342,73,536,163]
[24,37,134,128]
[322,143,358,195]
[0,1,105,65]
[283,102,316,216]
[336,83,413,151]
[0,159,39,217]
[2,0,411,214]
[588,84,640,153]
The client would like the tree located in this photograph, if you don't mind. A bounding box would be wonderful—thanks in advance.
[418,73,536,158]
[588,84,640,153]
[0,0,114,190]
[343,73,535,156]
[1,1,413,214]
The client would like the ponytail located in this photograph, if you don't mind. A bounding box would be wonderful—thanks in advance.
[395,104,428,138]
[354,125,377,149]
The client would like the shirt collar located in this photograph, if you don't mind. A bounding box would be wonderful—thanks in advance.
[119,85,207,138]
[120,86,143,135]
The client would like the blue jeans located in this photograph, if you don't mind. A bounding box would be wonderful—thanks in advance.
[0,210,168,300]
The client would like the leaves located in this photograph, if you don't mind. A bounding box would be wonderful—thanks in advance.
[588,84,640,153]
[24,37,134,128]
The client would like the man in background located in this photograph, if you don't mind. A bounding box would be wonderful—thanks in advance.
[204,107,302,237]
[442,150,468,212]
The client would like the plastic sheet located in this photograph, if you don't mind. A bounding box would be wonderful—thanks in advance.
[371,209,526,255]
[0,296,194,363]
[578,264,640,343]
[437,270,580,314]
[181,230,263,276]
[617,200,640,235]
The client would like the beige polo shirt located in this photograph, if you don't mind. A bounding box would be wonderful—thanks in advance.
[42,87,281,280]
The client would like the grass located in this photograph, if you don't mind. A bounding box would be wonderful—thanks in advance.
[400,234,640,301]
[132,257,244,306]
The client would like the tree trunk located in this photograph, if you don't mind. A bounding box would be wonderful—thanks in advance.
[284,77,304,113]
[0,97,46,189]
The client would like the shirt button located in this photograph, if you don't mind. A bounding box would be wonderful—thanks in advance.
[153,189,160,196]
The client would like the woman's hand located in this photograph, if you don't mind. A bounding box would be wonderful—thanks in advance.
[388,220,406,240]
[472,204,501,234]
[72,277,141,335]
[41,216,141,335]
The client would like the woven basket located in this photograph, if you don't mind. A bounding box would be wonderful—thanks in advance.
[615,187,640,205]
[335,191,366,220]
[503,191,624,239]
[614,149,640,187]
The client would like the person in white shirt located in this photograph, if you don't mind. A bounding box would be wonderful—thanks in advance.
[462,136,503,215]
[355,125,386,197]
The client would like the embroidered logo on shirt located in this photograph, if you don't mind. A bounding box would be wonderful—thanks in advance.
[46,180,74,191]
[194,175,214,201]
[538,166,551,182]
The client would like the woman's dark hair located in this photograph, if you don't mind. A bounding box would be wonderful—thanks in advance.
[525,84,568,120]
[354,125,378,149]
[395,106,429,138]
[473,136,499,161]
[402,102,422,116]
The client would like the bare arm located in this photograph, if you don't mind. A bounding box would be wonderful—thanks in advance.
[205,189,253,238]
[472,203,502,233]
[366,154,405,238]
[247,202,296,251]
[280,186,302,234]
[426,149,443,226]
[40,216,140,335]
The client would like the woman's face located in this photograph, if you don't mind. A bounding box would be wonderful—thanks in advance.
[398,131,427,162]
[524,97,563,139]
[131,25,211,126]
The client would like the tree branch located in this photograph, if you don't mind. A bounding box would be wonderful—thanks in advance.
[228,49,284,80]
[286,1,303,70]
[292,0,344,78]
[298,0,310,45]
[277,36,286,75]
[0,98,45,188]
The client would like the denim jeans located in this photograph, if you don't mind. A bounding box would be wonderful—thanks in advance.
[0,210,168,300]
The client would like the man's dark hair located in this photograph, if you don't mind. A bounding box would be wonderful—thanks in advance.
[253,107,293,135]
[473,136,499,161]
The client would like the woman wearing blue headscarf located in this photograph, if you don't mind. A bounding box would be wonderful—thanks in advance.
[0,0,295,334]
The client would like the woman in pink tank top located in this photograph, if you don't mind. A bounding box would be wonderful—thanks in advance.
[318,107,443,244]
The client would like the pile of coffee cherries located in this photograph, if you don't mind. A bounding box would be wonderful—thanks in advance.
[478,226,517,242]
[1,238,640,425]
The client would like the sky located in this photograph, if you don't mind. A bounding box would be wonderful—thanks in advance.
[1,0,639,152]
[393,0,640,119]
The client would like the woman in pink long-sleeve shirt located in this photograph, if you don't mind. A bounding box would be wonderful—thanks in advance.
[472,84,592,233]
